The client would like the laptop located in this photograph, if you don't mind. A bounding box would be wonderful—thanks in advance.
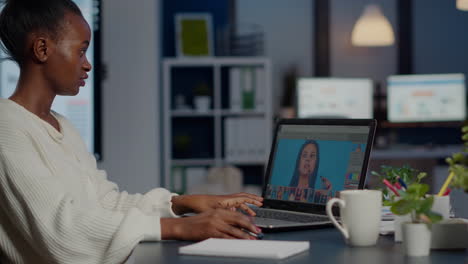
[253,118,377,231]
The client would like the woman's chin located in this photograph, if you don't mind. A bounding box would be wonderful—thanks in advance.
[67,87,80,96]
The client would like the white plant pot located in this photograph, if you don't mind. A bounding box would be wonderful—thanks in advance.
[394,214,411,242]
[402,223,432,257]
[194,96,211,112]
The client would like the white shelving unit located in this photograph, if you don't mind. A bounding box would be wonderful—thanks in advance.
[162,57,273,189]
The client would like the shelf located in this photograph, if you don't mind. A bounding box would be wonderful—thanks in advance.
[223,160,267,166]
[163,57,273,189]
[171,109,266,117]
[371,145,462,159]
[171,110,216,117]
[220,110,266,117]
[164,57,270,67]
[171,159,267,167]
[172,159,217,166]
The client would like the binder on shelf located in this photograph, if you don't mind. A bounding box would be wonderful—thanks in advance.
[254,68,265,112]
[241,68,255,110]
[252,118,262,161]
[229,68,241,112]
[171,166,186,193]
[258,119,271,159]
[224,118,234,161]
[186,167,208,192]
[224,117,268,163]
[247,118,256,160]
[230,66,267,113]
[235,118,246,160]
[250,117,267,162]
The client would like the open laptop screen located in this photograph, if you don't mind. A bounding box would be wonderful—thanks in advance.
[264,123,371,205]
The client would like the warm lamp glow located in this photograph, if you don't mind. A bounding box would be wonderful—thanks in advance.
[351,4,395,47]
[457,0,468,11]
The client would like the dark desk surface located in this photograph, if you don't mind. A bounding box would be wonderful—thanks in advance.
[134,228,467,264]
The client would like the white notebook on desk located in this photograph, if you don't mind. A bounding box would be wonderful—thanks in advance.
[178,238,310,260]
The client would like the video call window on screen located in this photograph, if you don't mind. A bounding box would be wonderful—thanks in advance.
[296,78,374,119]
[387,73,467,123]
[266,125,369,205]
[0,0,100,157]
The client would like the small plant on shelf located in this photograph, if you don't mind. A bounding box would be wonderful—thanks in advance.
[446,125,468,192]
[192,83,211,112]
[193,82,211,96]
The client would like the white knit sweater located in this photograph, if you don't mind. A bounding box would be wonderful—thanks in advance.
[0,98,178,264]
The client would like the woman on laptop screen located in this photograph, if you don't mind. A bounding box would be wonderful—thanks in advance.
[289,140,332,201]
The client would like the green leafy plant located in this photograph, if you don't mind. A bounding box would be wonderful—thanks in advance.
[389,183,442,227]
[371,165,427,202]
[446,125,468,192]
[371,165,427,184]
[193,83,211,96]
[173,134,191,158]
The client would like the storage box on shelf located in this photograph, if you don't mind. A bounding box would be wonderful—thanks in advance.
[162,57,272,192]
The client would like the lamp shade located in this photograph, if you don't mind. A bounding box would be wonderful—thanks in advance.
[351,4,395,47]
[457,0,468,11]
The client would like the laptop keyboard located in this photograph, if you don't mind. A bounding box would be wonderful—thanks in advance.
[254,208,329,223]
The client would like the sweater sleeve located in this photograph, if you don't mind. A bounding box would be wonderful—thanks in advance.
[0,130,161,264]
[59,115,179,218]
[91,169,179,218]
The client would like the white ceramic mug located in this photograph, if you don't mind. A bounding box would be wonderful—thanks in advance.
[431,195,450,219]
[326,190,382,246]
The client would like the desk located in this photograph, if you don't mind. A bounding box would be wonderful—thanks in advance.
[134,229,467,264]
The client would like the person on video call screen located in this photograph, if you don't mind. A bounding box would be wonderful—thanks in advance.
[288,140,332,201]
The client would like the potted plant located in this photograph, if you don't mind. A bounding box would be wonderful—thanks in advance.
[388,183,442,257]
[371,165,427,202]
[193,82,211,112]
[446,125,468,192]
[173,134,191,159]
[444,124,468,219]
[371,165,429,244]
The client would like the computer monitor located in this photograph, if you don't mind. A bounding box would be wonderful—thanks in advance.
[296,78,374,119]
[0,0,102,159]
[387,73,467,123]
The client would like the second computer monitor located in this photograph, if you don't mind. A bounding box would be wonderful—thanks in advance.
[387,73,466,123]
[296,78,373,119]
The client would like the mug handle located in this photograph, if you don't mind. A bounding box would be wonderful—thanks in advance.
[326,198,349,240]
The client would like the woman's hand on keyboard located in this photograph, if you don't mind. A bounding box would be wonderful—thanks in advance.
[160,209,261,241]
[171,193,263,216]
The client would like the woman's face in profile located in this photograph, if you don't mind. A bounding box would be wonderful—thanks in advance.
[298,143,317,176]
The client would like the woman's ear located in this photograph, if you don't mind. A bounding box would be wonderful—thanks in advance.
[32,37,52,63]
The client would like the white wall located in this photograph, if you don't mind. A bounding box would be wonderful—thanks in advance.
[236,0,314,114]
[98,0,161,193]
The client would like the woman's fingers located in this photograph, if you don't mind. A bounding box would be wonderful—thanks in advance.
[221,197,262,208]
[239,203,256,216]
[213,230,238,239]
[232,192,263,202]
[223,211,258,234]
[218,224,252,239]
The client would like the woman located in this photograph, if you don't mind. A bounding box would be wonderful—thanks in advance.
[288,140,332,201]
[0,1,262,263]
[289,140,320,189]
